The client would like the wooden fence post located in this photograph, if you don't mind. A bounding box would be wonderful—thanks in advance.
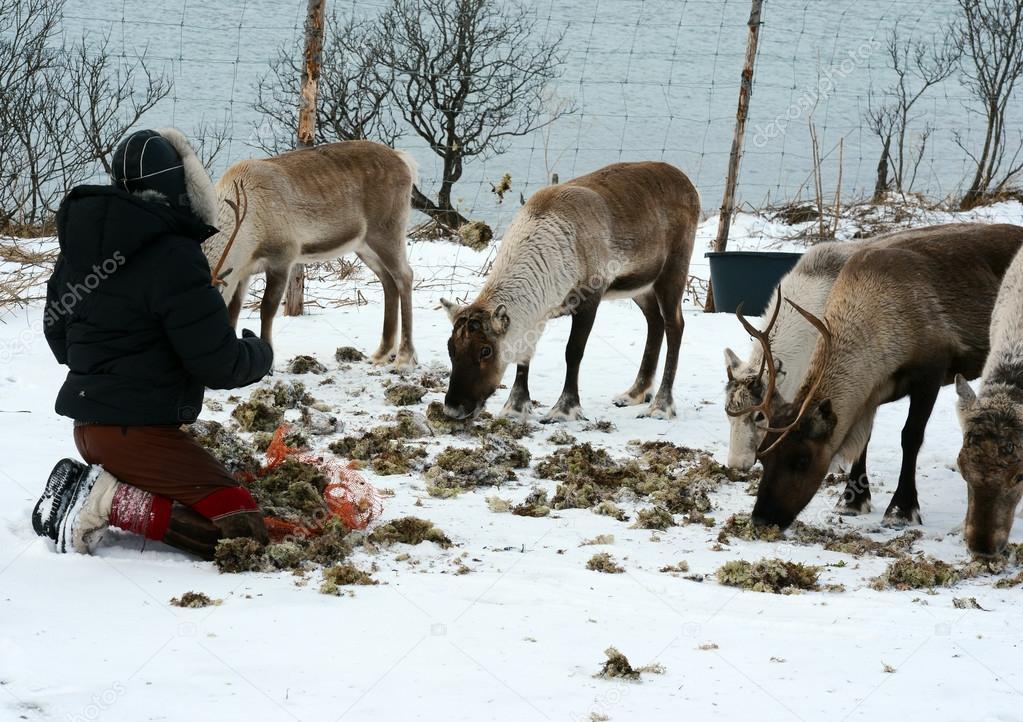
[284,0,326,317]
[705,0,764,313]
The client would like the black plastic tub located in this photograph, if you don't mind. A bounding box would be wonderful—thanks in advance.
[705,251,803,315]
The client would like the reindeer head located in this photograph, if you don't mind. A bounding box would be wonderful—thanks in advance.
[955,375,1023,558]
[441,299,511,419]
[737,298,837,529]
[724,290,786,470]
[752,396,838,528]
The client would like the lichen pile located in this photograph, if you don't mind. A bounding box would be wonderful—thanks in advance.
[715,558,822,594]
[328,410,431,475]
[424,435,531,497]
[533,441,732,524]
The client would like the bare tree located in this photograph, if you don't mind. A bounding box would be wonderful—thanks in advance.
[252,9,402,154]
[253,9,461,224]
[190,118,232,175]
[866,24,960,200]
[955,0,1023,209]
[0,0,170,232]
[377,0,572,228]
[866,96,897,200]
[53,35,171,175]
[0,0,62,229]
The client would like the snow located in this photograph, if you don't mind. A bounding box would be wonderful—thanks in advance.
[3,209,1023,722]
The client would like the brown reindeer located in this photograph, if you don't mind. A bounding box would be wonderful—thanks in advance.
[203,141,418,366]
[440,162,700,421]
[744,223,1023,530]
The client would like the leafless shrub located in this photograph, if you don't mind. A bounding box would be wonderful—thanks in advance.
[955,0,1023,209]
[252,9,402,154]
[867,23,961,200]
[254,0,572,233]
[377,0,572,228]
[53,35,170,176]
[191,118,232,175]
[0,0,170,233]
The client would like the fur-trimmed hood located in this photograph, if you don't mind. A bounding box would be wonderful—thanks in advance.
[152,127,218,226]
[109,127,218,227]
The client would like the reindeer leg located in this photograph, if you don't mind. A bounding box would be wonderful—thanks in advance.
[884,369,942,526]
[227,274,250,330]
[835,444,872,515]
[390,253,417,369]
[641,277,684,419]
[613,291,662,407]
[259,266,289,351]
[501,363,534,419]
[543,301,599,423]
[357,249,400,365]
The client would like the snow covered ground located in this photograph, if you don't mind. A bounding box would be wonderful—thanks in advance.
[3,209,1023,722]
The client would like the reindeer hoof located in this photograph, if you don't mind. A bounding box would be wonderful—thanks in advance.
[639,401,676,420]
[393,351,418,370]
[882,505,922,527]
[542,406,586,424]
[500,401,535,420]
[835,498,872,516]
[613,390,652,407]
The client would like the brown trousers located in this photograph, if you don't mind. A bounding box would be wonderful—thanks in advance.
[74,424,267,558]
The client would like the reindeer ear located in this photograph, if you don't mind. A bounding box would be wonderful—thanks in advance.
[492,304,510,335]
[806,399,837,439]
[724,348,743,380]
[440,298,464,323]
[955,374,977,412]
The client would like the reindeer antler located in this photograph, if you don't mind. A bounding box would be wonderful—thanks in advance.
[209,180,248,288]
[726,287,783,419]
[758,298,834,457]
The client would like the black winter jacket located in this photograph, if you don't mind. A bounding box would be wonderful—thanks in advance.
[44,185,273,425]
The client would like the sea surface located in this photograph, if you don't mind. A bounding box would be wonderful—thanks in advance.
[61,0,1007,229]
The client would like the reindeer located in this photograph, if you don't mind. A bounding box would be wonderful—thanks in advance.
[440,162,700,421]
[724,242,857,470]
[742,223,1023,530]
[203,141,418,366]
[955,244,1023,557]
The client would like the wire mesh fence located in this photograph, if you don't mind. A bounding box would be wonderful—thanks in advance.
[51,0,1020,232]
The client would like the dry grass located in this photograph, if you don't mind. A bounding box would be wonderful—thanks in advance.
[1,219,57,239]
[0,240,58,314]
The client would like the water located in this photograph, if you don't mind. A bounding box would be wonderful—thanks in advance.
[60,0,1010,231]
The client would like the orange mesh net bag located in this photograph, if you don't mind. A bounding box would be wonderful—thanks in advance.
[257,425,383,542]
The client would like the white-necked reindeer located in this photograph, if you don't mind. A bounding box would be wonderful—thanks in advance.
[723,242,857,470]
[204,141,418,366]
[956,243,1023,557]
[440,161,700,422]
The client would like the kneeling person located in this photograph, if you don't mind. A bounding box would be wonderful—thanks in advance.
[33,128,273,559]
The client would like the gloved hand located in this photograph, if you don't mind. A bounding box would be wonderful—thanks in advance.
[240,328,274,378]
